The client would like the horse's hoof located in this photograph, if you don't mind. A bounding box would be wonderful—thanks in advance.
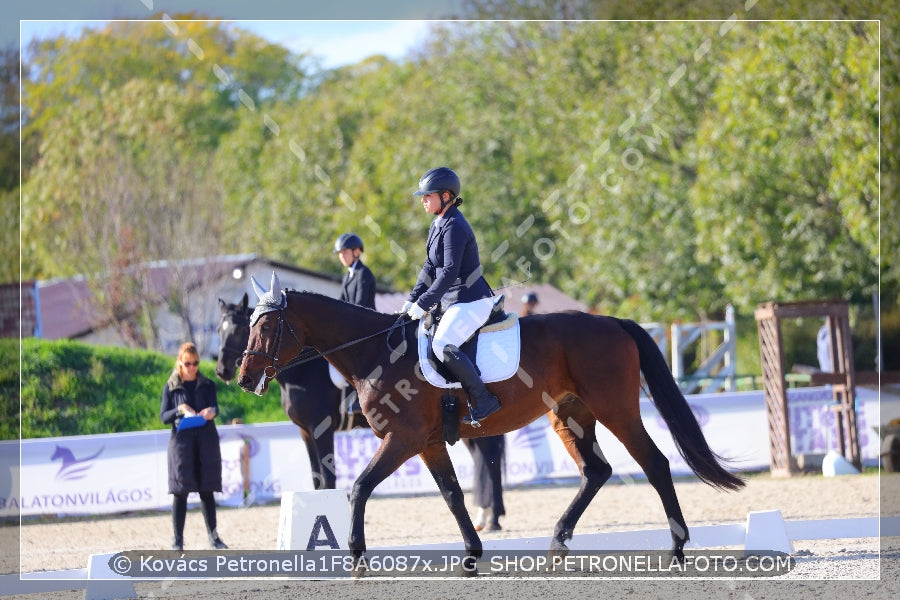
[350,560,367,579]
[672,548,686,564]
[461,556,478,578]
[549,540,569,560]
[485,521,502,532]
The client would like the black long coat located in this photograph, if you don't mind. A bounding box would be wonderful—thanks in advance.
[160,371,222,495]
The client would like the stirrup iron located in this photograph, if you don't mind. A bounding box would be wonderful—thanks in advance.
[464,397,482,428]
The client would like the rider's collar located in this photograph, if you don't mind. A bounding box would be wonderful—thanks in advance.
[250,289,286,326]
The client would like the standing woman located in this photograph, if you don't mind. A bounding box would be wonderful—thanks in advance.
[160,342,228,550]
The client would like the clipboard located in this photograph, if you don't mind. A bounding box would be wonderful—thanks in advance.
[176,415,207,431]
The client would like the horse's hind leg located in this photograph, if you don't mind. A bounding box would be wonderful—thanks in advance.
[605,417,689,559]
[547,404,613,557]
[419,443,481,575]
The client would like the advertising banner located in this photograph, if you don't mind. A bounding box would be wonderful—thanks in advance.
[2,387,882,517]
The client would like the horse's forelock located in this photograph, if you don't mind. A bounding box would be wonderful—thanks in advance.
[250,289,286,326]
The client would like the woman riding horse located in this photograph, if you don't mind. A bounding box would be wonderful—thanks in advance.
[400,166,500,426]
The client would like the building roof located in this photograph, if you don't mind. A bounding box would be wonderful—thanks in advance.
[367,283,587,316]
[35,255,343,340]
[502,283,588,315]
[34,255,588,341]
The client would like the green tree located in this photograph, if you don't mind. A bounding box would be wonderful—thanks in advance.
[19,16,887,330]
[22,80,226,348]
[23,18,308,143]
[0,45,19,284]
[690,22,878,312]
[0,45,17,192]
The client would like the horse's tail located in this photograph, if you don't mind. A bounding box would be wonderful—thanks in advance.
[617,319,745,491]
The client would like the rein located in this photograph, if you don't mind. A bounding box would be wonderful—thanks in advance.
[243,307,412,382]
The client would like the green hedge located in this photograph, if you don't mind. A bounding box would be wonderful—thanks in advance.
[0,338,19,439]
[10,338,286,440]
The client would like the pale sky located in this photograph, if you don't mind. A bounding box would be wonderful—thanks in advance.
[19,20,436,69]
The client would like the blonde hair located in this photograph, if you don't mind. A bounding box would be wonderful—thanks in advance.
[175,342,200,379]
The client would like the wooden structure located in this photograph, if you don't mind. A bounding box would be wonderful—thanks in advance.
[754,300,861,476]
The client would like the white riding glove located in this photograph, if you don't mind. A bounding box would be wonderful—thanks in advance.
[406,303,426,320]
[399,300,414,314]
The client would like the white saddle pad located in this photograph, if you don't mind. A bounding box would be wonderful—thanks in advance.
[417,317,521,389]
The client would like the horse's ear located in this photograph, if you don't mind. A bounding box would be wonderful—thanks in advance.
[270,271,282,294]
[251,275,268,299]
[240,292,248,310]
[218,298,227,312]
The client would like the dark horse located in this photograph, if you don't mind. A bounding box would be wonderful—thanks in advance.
[238,284,744,568]
[215,292,350,489]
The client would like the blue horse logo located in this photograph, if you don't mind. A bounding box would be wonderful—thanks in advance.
[50,445,105,481]
[511,419,550,449]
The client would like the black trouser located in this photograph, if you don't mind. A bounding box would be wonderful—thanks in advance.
[466,436,505,517]
[172,491,217,543]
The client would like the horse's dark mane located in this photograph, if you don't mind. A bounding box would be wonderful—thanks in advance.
[284,289,393,319]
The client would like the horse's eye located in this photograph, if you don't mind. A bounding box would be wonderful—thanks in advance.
[260,324,271,333]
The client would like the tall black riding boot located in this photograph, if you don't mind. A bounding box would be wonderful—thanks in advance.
[442,344,500,427]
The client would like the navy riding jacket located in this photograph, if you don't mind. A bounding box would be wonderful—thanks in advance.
[408,204,492,311]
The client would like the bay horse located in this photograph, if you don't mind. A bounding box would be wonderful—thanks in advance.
[237,277,744,567]
[215,292,354,489]
[217,292,508,520]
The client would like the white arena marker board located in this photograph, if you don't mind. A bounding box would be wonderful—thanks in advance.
[744,509,793,555]
[276,489,351,550]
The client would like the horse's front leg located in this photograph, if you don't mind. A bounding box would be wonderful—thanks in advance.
[348,433,417,568]
[419,443,481,576]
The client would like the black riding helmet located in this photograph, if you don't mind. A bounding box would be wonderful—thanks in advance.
[413,167,461,198]
[334,233,364,253]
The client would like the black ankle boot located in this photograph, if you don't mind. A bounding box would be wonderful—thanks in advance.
[209,529,228,549]
[441,345,501,427]
[208,530,228,549]
[172,537,184,551]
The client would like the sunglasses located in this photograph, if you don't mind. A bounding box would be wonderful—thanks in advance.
[182,361,199,367]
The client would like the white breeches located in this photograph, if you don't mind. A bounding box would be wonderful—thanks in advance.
[432,297,499,360]
[328,363,348,390]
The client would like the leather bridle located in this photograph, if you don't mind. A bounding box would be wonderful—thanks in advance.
[242,302,310,384]
[242,304,413,387]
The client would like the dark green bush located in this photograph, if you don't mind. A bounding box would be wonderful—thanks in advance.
[15,338,285,439]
